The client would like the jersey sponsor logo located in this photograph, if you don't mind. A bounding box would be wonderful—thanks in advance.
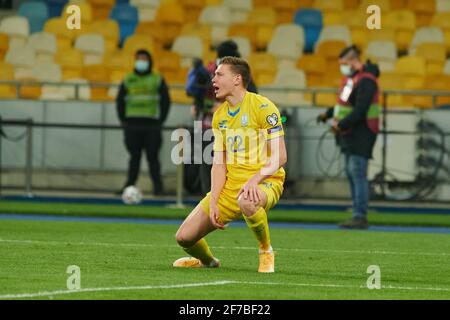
[260,103,269,109]
[266,113,278,127]
[267,125,282,134]
[219,120,227,129]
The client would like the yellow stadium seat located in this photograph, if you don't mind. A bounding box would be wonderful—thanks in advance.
[315,40,347,62]
[203,49,216,65]
[180,0,205,23]
[378,72,405,107]
[123,34,154,56]
[395,56,426,94]
[44,18,75,50]
[255,26,274,50]
[385,10,416,51]
[228,23,257,49]
[155,4,186,46]
[0,62,16,98]
[170,87,192,104]
[359,0,390,12]
[343,0,360,9]
[62,1,93,23]
[0,33,8,61]
[431,13,450,52]
[248,53,277,86]
[88,19,119,53]
[82,65,112,101]
[180,23,212,50]
[367,28,396,43]
[87,0,115,20]
[103,51,134,83]
[273,0,297,24]
[296,54,326,87]
[154,50,187,84]
[415,43,446,75]
[389,0,406,10]
[427,75,450,107]
[406,0,436,27]
[56,49,84,80]
[314,0,344,12]
[247,7,277,27]
[135,22,166,48]
[323,12,344,26]
[346,10,369,49]
[253,0,269,6]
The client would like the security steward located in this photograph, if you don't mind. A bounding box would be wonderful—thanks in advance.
[116,49,171,196]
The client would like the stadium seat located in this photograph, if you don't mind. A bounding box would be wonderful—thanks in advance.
[296,54,327,87]
[228,23,257,50]
[385,10,416,51]
[62,1,93,25]
[74,34,105,65]
[378,72,405,107]
[359,0,390,12]
[0,62,17,98]
[389,0,406,10]
[365,40,397,72]
[273,0,298,24]
[267,24,305,69]
[246,7,277,50]
[199,5,232,47]
[179,0,206,23]
[248,52,277,86]
[406,0,436,27]
[180,23,212,52]
[5,45,35,80]
[294,9,322,52]
[229,36,252,59]
[436,0,450,12]
[430,13,450,52]
[88,19,120,54]
[426,74,450,107]
[414,43,446,75]
[223,0,253,23]
[0,33,9,61]
[32,62,65,100]
[82,64,112,101]
[367,28,396,43]
[47,0,69,18]
[123,34,154,56]
[346,9,368,49]
[60,78,91,100]
[0,16,30,49]
[88,0,115,20]
[263,68,307,107]
[409,27,444,53]
[110,3,139,44]
[313,0,344,12]
[103,50,134,83]
[443,58,450,75]
[322,12,344,26]
[56,48,84,79]
[135,22,166,48]
[28,32,57,64]
[18,1,49,33]
[343,0,359,9]
[315,40,348,63]
[155,3,186,47]
[154,50,188,84]
[44,18,75,50]
[172,35,204,68]
[130,0,159,22]
[395,56,426,96]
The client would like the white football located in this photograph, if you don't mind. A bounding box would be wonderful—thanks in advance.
[121,186,143,205]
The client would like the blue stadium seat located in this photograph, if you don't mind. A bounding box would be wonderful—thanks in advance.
[294,9,323,53]
[110,3,138,45]
[47,0,69,18]
[18,1,49,33]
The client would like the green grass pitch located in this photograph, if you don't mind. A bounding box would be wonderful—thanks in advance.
[0,217,449,300]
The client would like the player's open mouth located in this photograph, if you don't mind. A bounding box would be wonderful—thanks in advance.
[213,85,219,94]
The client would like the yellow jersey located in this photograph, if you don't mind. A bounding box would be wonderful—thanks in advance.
[212,91,286,185]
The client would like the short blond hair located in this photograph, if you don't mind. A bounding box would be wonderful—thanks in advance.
[219,56,251,88]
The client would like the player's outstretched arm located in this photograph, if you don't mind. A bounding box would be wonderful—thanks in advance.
[210,151,227,230]
[238,136,287,203]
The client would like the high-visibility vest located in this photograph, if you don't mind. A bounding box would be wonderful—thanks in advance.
[333,71,380,134]
[124,72,161,119]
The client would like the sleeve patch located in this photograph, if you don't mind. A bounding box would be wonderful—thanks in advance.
[266,113,279,126]
[267,125,282,134]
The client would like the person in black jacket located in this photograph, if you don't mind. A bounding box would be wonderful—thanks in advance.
[116,49,171,196]
[317,45,380,229]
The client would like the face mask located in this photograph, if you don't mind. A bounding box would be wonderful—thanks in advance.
[340,64,353,76]
[135,60,149,72]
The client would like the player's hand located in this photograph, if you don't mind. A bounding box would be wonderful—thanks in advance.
[330,124,341,135]
[210,203,225,230]
[316,113,328,124]
[238,179,261,204]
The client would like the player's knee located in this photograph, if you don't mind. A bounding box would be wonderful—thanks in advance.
[175,229,194,248]
[238,197,258,217]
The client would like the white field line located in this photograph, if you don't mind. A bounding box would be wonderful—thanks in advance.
[1,238,449,257]
[1,280,449,300]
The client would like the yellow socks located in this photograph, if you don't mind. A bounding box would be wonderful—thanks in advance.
[183,238,215,265]
[244,206,271,251]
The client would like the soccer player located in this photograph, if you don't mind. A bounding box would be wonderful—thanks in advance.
[173,57,287,273]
